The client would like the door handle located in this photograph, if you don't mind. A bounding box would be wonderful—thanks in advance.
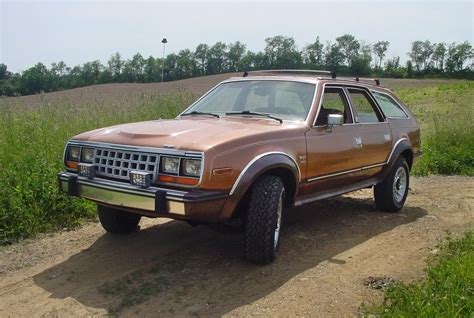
[354,137,363,148]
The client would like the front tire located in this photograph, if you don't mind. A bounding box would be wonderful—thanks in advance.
[244,175,285,264]
[98,205,141,234]
[374,157,410,212]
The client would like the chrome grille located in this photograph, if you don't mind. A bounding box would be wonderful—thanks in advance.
[93,147,159,180]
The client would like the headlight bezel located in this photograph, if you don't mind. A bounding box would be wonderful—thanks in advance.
[181,158,202,177]
[66,146,81,162]
[160,156,180,175]
[81,147,95,163]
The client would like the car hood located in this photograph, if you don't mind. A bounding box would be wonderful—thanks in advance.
[72,117,308,152]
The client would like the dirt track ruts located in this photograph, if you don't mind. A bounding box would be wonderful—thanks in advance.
[0,176,472,317]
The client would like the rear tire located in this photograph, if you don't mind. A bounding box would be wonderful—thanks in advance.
[98,205,141,234]
[374,157,410,212]
[244,175,285,264]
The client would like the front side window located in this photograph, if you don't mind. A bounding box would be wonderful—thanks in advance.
[315,87,353,125]
[183,80,316,121]
[347,89,383,123]
[372,91,408,118]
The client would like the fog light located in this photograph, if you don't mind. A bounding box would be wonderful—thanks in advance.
[130,171,152,188]
[78,163,96,179]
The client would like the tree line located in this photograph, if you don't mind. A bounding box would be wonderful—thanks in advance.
[1,35,473,96]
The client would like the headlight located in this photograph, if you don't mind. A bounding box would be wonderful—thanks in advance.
[67,146,80,161]
[161,157,179,174]
[182,159,201,177]
[81,147,95,163]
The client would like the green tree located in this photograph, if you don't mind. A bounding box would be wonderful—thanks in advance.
[176,49,197,79]
[303,37,324,69]
[264,35,301,69]
[446,41,473,72]
[335,34,360,67]
[144,56,160,82]
[324,41,344,72]
[0,63,11,81]
[194,44,209,76]
[227,41,246,72]
[432,43,447,71]
[373,41,390,69]
[107,52,124,81]
[409,41,424,72]
[350,43,372,75]
[207,42,227,74]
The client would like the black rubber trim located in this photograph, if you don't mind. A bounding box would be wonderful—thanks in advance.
[67,175,79,196]
[155,190,167,213]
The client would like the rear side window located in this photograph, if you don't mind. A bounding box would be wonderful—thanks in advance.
[372,92,408,118]
[347,88,382,123]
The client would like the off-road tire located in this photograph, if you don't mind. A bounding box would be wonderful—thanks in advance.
[374,157,410,212]
[244,175,285,264]
[98,205,141,234]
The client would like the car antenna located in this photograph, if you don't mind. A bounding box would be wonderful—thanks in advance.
[242,71,248,77]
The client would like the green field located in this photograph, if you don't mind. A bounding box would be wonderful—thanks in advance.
[0,80,473,242]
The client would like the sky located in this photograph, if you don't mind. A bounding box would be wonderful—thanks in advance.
[1,0,473,73]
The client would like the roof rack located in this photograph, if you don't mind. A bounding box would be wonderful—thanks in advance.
[242,69,337,79]
[355,77,380,86]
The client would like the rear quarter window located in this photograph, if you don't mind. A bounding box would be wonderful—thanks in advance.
[372,91,408,118]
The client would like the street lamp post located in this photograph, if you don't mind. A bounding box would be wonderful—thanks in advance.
[161,38,167,86]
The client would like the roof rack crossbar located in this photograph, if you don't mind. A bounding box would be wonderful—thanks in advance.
[355,77,380,86]
[242,69,337,79]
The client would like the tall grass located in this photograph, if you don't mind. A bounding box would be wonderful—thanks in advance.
[0,92,194,243]
[364,230,474,317]
[396,82,474,176]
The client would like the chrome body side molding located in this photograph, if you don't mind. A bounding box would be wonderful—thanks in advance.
[306,138,409,183]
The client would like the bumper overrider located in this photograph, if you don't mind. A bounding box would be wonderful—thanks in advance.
[58,172,228,221]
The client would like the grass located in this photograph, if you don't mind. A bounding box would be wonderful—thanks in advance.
[394,82,474,176]
[364,230,474,317]
[97,270,170,312]
[0,91,195,243]
[0,80,472,242]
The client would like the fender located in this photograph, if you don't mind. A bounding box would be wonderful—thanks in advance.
[220,152,300,219]
[379,138,413,180]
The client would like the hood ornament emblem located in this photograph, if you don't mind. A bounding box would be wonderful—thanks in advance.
[163,144,175,149]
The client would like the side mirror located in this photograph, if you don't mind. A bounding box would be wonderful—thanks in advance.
[326,114,343,132]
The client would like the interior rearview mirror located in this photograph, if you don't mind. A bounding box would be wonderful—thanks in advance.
[326,114,343,132]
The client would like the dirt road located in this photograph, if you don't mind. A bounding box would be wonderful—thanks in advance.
[0,176,472,317]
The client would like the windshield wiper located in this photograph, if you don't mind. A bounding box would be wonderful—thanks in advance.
[225,111,283,123]
[181,111,220,118]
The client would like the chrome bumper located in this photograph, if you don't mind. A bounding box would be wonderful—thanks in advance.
[58,172,227,217]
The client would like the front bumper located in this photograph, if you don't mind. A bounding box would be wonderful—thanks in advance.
[58,172,228,221]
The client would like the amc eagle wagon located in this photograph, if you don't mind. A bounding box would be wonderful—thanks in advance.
[59,70,421,264]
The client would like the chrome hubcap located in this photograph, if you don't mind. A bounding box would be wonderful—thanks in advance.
[274,189,284,249]
[393,167,407,203]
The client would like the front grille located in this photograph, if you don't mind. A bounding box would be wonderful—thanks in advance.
[93,147,159,180]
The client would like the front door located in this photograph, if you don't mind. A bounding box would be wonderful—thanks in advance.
[303,86,361,196]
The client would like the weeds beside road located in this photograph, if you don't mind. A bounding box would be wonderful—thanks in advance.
[365,230,473,317]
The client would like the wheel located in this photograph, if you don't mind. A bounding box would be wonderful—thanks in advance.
[98,205,141,234]
[374,157,410,212]
[244,175,285,264]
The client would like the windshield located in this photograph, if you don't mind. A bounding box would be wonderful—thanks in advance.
[183,80,316,121]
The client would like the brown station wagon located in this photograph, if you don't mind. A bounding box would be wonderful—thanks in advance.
[58,70,421,264]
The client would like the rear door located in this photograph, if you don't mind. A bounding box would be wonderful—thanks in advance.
[345,87,392,171]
